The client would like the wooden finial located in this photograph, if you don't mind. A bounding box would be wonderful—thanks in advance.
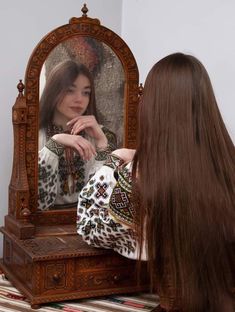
[81,3,88,17]
[138,83,144,97]
[17,79,25,97]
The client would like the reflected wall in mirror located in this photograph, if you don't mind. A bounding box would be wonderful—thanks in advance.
[38,36,125,211]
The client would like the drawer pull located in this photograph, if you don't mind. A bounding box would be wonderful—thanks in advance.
[52,273,61,282]
[91,274,125,285]
[113,275,120,281]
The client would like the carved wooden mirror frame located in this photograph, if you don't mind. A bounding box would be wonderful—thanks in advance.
[6,5,139,239]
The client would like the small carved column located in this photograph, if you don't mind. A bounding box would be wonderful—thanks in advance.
[6,80,34,239]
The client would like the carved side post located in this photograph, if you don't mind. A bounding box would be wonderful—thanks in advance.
[5,80,35,239]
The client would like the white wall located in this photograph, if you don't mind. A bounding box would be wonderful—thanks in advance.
[122,0,235,142]
[0,0,123,256]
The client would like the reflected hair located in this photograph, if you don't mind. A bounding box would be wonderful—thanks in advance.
[133,53,235,311]
[39,60,97,129]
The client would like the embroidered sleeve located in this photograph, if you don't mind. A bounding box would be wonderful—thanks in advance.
[38,138,63,210]
[45,138,64,156]
[77,162,137,259]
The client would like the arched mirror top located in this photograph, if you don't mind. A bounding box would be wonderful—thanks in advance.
[13,4,139,227]
[25,5,139,114]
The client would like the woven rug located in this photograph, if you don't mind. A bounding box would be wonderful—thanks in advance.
[0,274,159,312]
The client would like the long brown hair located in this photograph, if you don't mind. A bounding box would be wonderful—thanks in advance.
[133,53,235,311]
[39,60,97,129]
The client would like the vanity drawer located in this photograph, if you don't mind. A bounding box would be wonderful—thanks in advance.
[38,259,74,295]
[75,267,138,291]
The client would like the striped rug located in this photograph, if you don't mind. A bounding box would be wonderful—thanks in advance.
[0,274,159,312]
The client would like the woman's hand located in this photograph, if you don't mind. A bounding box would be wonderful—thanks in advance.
[52,133,96,161]
[112,148,136,163]
[67,115,108,149]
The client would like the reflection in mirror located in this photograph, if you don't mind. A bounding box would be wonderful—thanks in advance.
[38,36,125,211]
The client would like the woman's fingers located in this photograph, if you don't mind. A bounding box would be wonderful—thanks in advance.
[74,144,85,160]
[68,116,99,135]
[77,140,90,160]
[52,134,96,160]
[67,115,95,127]
[71,121,95,135]
[66,116,80,127]
[74,136,96,161]
[71,122,89,135]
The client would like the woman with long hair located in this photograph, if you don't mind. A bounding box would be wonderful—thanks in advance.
[77,53,235,311]
[38,60,116,210]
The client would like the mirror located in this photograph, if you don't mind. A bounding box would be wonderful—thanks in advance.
[39,36,125,146]
[10,4,139,227]
[38,37,126,212]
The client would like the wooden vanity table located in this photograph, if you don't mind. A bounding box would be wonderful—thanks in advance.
[0,4,149,308]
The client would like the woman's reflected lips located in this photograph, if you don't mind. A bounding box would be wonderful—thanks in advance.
[69,107,83,113]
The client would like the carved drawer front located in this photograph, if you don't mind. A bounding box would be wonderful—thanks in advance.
[76,267,137,291]
[39,259,74,295]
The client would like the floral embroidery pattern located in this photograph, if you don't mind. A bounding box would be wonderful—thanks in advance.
[77,156,137,258]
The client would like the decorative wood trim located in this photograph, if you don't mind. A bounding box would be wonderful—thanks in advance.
[23,11,139,219]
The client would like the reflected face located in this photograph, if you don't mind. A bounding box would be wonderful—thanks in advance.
[53,74,91,126]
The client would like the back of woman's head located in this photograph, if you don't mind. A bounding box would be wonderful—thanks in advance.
[39,60,97,129]
[135,53,235,311]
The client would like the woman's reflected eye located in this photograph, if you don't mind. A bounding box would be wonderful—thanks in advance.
[66,87,91,97]
[82,90,91,97]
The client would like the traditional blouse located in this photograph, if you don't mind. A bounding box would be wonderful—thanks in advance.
[38,125,117,210]
[77,153,147,260]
